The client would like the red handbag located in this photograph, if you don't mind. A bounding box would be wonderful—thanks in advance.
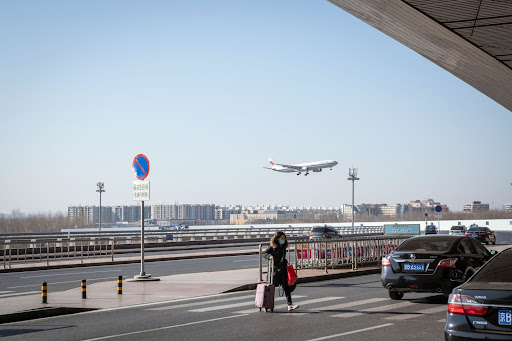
[287,265,298,286]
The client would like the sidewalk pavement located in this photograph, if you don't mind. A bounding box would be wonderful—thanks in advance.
[0,266,379,323]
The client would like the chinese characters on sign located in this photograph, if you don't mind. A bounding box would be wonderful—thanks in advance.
[133,180,150,201]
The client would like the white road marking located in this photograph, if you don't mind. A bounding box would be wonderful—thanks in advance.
[19,269,123,279]
[437,318,446,322]
[147,294,255,311]
[311,297,389,312]
[331,301,415,318]
[8,277,115,289]
[0,291,40,298]
[81,314,249,341]
[189,295,306,312]
[233,259,256,262]
[305,323,394,341]
[384,305,447,320]
[234,296,342,314]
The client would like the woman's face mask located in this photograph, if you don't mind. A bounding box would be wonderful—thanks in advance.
[279,239,286,245]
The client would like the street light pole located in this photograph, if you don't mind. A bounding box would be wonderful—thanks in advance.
[348,168,360,234]
[96,182,105,232]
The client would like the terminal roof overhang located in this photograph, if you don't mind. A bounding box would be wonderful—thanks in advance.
[328,0,512,112]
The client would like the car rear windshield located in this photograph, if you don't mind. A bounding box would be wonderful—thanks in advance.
[468,227,485,232]
[471,251,512,283]
[395,238,455,252]
[451,226,464,231]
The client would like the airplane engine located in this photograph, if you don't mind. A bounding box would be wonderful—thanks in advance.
[313,169,322,172]
[301,167,308,171]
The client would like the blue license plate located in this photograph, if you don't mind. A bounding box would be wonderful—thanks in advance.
[499,310,512,325]
[472,234,478,237]
[403,263,425,271]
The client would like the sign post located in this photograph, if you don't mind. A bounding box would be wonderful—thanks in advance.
[127,154,159,282]
[435,205,443,231]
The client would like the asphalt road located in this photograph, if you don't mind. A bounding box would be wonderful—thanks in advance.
[0,273,450,341]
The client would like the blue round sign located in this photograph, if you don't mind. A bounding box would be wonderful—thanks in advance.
[133,154,150,180]
[435,205,442,213]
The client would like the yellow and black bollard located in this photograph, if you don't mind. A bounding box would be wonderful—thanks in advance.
[81,279,86,299]
[117,276,122,295]
[42,282,47,304]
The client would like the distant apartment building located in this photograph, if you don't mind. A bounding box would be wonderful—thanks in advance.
[505,204,512,212]
[230,210,306,224]
[112,205,150,223]
[215,206,242,220]
[151,204,215,221]
[380,204,412,216]
[68,206,114,226]
[463,201,490,212]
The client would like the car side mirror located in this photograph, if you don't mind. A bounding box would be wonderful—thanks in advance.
[490,250,499,256]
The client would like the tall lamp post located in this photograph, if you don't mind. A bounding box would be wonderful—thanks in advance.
[348,168,360,234]
[96,182,105,232]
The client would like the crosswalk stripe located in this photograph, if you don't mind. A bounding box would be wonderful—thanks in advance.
[147,295,255,311]
[384,305,447,320]
[0,291,40,298]
[331,301,415,318]
[311,298,389,312]
[234,297,344,314]
[190,295,307,313]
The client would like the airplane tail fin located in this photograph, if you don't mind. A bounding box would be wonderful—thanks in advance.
[268,157,275,167]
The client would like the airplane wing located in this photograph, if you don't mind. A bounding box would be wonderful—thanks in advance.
[262,167,274,170]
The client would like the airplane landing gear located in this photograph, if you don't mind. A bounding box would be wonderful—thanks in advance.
[305,172,309,176]
[297,172,301,176]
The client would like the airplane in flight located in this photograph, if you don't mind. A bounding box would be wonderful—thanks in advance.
[264,158,338,176]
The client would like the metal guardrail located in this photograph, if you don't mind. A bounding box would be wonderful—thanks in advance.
[258,236,412,281]
[0,226,384,242]
[2,238,115,269]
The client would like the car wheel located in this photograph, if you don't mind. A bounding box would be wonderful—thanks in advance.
[492,240,496,245]
[486,240,489,245]
[388,290,404,300]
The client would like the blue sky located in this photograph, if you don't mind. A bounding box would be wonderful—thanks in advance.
[1,0,510,214]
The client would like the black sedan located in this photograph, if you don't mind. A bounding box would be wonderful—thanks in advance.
[465,226,496,245]
[445,248,512,340]
[381,235,495,300]
[309,226,342,240]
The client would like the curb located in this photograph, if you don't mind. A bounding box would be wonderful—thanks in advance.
[223,267,381,292]
[0,307,96,325]
[0,251,260,273]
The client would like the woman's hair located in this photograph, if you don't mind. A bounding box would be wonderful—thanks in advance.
[270,231,288,248]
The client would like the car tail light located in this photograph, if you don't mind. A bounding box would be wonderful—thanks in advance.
[382,257,391,267]
[448,294,488,316]
[437,258,457,268]
[310,232,313,236]
[465,233,471,236]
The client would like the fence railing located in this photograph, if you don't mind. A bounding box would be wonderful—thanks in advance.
[2,238,115,269]
[258,236,411,281]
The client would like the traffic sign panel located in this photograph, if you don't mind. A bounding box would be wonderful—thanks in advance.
[133,154,150,180]
[133,180,150,201]
[435,205,442,213]
[435,213,442,219]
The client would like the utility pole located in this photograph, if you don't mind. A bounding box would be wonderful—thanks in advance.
[348,168,360,234]
[96,182,105,232]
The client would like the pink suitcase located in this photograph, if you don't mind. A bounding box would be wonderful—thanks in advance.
[255,282,275,313]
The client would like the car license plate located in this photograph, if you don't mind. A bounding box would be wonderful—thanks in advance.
[499,311,512,326]
[403,263,425,271]
[472,234,478,237]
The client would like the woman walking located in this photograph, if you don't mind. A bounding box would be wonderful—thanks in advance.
[263,231,299,311]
